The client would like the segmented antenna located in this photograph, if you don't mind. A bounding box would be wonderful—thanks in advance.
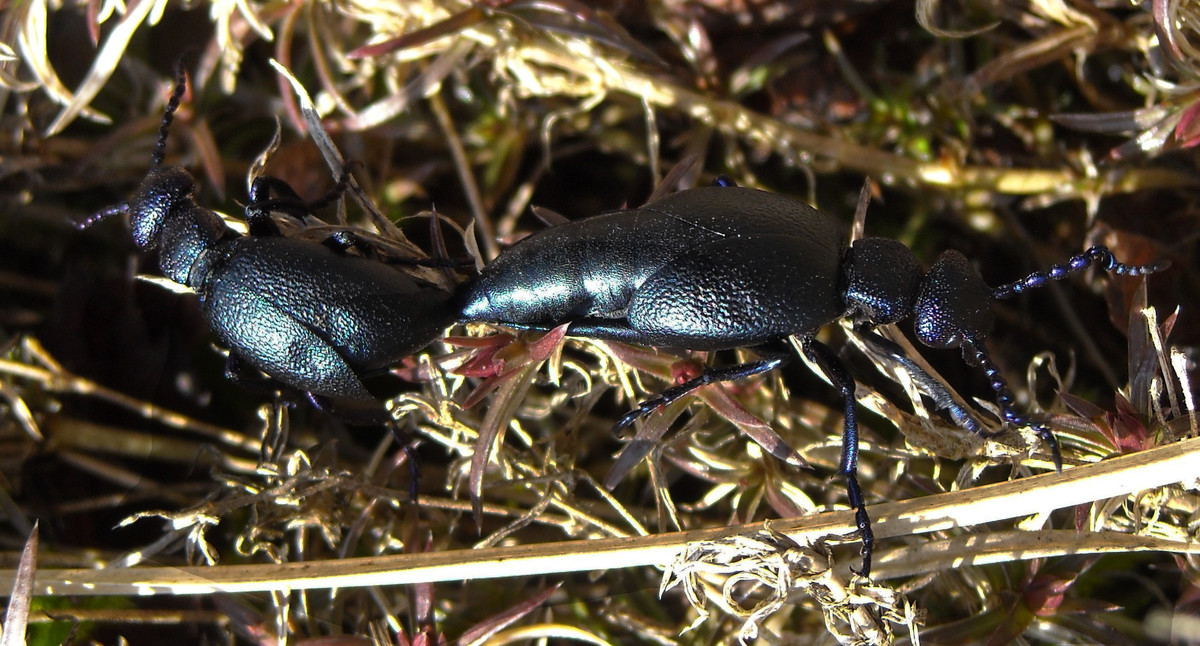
[79,58,191,230]
[993,246,1168,300]
[963,340,1063,471]
[150,59,190,169]
[76,203,128,229]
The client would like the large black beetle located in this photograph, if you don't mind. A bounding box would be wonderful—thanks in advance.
[457,183,1165,576]
[81,65,454,412]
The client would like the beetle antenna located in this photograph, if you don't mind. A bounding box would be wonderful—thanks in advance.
[76,203,129,229]
[992,246,1168,300]
[151,59,190,169]
[963,339,1063,471]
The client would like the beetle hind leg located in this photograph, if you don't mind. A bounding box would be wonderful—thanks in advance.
[613,354,790,433]
[224,352,294,398]
[383,424,422,504]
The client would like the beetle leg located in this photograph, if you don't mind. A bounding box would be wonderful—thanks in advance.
[385,425,422,504]
[244,176,308,235]
[247,175,306,201]
[800,336,874,578]
[224,353,291,397]
[961,339,1063,471]
[244,168,354,236]
[296,165,354,213]
[315,229,467,271]
[321,229,369,254]
[225,354,401,429]
[613,354,790,432]
[855,326,984,435]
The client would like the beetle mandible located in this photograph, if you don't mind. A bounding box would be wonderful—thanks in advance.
[79,63,455,413]
[457,182,1166,577]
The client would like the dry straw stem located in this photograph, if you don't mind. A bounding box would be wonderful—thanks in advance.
[416,8,1199,198]
[0,338,260,455]
[2,435,1196,597]
[31,1,1191,197]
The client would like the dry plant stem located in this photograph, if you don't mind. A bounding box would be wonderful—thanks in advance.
[5,435,1198,596]
[42,417,261,474]
[494,38,1197,196]
[1,523,37,646]
[0,339,257,453]
[15,608,228,626]
[429,90,499,260]
[871,529,1193,580]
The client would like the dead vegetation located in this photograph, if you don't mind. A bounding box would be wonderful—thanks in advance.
[0,1,1198,644]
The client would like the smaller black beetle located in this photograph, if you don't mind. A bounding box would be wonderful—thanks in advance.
[81,63,455,413]
[458,182,1166,577]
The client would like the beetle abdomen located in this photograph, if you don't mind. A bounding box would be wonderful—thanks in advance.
[460,186,846,348]
[200,237,453,398]
[626,233,844,349]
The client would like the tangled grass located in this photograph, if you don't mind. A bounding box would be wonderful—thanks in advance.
[1,1,1198,644]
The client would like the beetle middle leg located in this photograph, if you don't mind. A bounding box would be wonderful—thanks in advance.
[225,353,375,414]
[227,350,422,500]
[243,172,465,270]
[800,335,875,577]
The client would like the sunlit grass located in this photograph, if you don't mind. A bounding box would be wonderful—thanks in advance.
[0,1,1196,644]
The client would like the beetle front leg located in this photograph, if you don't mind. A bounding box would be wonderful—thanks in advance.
[244,168,353,236]
[801,336,874,578]
[855,326,984,435]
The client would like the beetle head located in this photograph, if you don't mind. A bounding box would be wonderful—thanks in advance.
[127,166,197,249]
[913,250,994,354]
[128,166,230,287]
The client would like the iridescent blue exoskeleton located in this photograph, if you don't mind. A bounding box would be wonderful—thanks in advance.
[81,63,454,415]
[458,179,1167,576]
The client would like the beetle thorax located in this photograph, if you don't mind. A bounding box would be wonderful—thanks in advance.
[841,237,924,327]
